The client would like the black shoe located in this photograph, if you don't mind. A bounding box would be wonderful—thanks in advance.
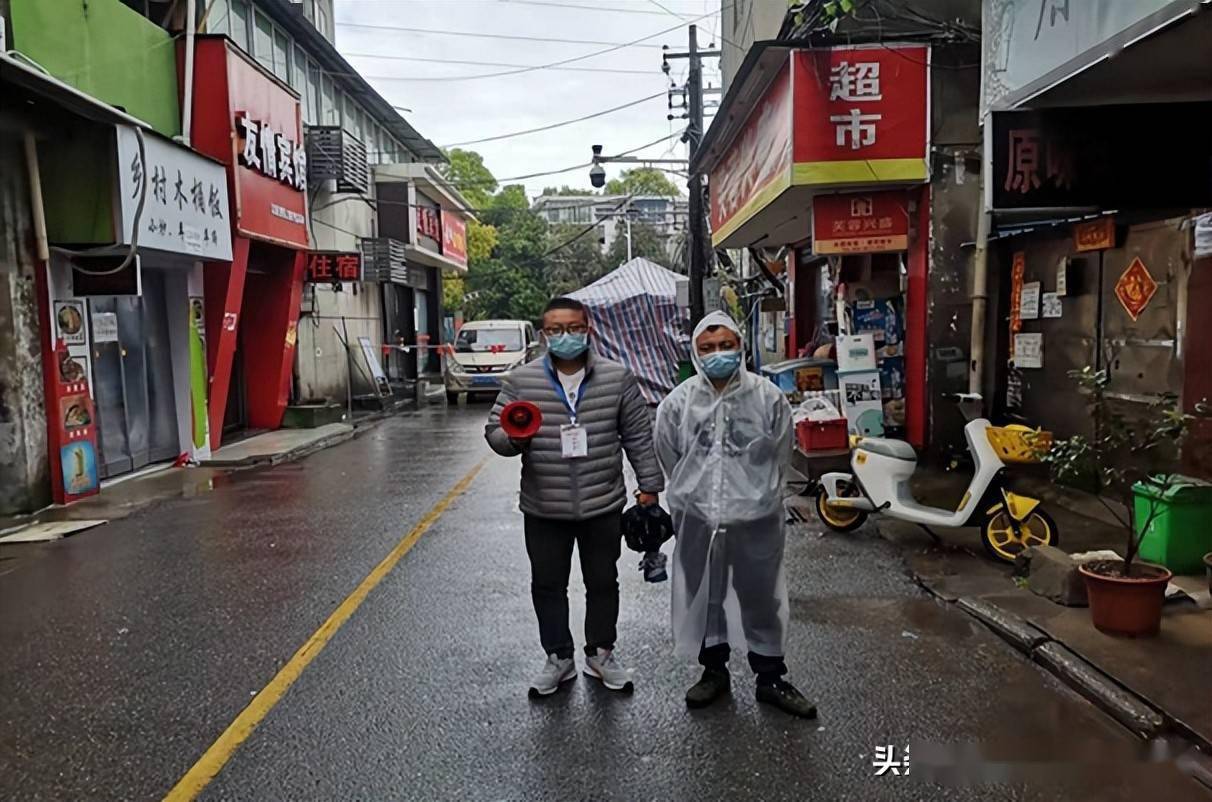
[756,678,817,719]
[685,668,730,709]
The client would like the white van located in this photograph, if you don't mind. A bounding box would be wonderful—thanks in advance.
[444,319,541,403]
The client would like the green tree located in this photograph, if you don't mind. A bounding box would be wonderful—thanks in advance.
[540,185,596,197]
[606,220,670,269]
[604,167,680,197]
[439,148,496,210]
[491,184,530,213]
[545,223,609,297]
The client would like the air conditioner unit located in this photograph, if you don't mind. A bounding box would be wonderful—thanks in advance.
[361,238,428,289]
[307,126,370,194]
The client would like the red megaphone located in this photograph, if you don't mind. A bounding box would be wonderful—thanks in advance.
[500,401,543,440]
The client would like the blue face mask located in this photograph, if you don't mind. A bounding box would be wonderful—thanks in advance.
[547,332,589,360]
[701,349,742,380]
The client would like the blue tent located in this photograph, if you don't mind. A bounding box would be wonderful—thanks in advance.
[570,258,690,406]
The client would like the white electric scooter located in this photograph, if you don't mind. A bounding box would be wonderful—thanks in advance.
[815,393,1059,562]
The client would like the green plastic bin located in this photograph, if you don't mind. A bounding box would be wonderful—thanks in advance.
[1135,475,1212,574]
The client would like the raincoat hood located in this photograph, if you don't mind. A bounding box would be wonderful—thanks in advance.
[690,310,745,384]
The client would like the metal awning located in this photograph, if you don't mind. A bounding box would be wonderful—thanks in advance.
[996,1,1212,111]
[0,52,153,129]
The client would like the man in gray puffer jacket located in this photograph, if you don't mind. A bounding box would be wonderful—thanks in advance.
[486,297,665,699]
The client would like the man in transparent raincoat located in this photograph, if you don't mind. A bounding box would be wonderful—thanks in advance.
[654,311,816,718]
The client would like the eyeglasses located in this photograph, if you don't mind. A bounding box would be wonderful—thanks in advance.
[543,324,588,336]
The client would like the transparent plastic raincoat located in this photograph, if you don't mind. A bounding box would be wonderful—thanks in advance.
[655,311,793,660]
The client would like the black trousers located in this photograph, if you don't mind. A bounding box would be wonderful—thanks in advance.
[699,641,787,681]
[524,512,622,660]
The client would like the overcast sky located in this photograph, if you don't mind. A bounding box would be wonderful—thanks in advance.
[334,0,723,198]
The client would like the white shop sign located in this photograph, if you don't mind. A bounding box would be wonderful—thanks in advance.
[116,127,233,261]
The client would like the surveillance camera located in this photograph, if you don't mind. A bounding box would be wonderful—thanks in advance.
[589,162,606,188]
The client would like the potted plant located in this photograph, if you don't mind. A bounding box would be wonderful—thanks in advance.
[1044,367,1194,637]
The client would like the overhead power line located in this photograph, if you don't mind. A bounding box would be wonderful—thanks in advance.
[336,9,720,81]
[498,0,687,15]
[334,21,666,49]
[349,53,657,76]
[440,93,666,148]
[440,131,686,187]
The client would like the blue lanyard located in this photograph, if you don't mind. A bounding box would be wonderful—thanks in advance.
[545,358,585,424]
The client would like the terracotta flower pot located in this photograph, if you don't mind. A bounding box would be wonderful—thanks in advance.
[1078,560,1172,637]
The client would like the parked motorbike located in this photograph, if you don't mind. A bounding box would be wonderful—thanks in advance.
[815,393,1059,562]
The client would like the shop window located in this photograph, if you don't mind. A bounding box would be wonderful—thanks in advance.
[206,0,230,34]
[344,97,364,140]
[230,0,250,51]
[321,76,337,126]
[302,58,318,125]
[253,10,274,72]
[273,29,291,81]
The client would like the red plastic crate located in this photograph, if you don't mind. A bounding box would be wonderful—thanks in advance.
[796,418,849,452]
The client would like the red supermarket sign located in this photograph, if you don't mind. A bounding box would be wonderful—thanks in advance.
[708,43,929,246]
[791,45,929,181]
[813,191,910,254]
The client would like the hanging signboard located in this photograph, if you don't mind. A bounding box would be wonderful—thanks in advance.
[709,63,794,245]
[189,39,308,249]
[417,206,441,242]
[792,45,930,186]
[1073,218,1115,253]
[305,251,362,283]
[812,191,910,254]
[440,210,468,267]
[116,127,233,261]
[992,104,1212,211]
[1114,257,1158,321]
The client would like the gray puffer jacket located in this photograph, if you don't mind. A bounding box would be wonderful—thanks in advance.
[485,352,664,521]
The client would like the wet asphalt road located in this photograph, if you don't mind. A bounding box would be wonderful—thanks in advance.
[0,406,1206,801]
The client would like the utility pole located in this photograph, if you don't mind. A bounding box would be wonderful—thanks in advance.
[686,25,706,324]
[664,25,719,326]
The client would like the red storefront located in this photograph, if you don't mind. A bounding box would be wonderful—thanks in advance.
[183,37,309,447]
[701,44,931,446]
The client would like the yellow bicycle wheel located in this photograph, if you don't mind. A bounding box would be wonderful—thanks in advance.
[981,508,1058,562]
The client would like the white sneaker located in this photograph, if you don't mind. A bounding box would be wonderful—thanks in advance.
[583,649,635,692]
[528,654,576,698]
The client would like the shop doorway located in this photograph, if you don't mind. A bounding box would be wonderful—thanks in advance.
[90,270,180,479]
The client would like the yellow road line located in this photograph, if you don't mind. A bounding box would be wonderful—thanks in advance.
[163,459,487,802]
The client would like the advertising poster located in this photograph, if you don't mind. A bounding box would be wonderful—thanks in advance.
[1013,333,1044,369]
[55,301,86,346]
[1019,281,1041,320]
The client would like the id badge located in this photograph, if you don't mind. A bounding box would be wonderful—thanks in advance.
[560,424,588,459]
